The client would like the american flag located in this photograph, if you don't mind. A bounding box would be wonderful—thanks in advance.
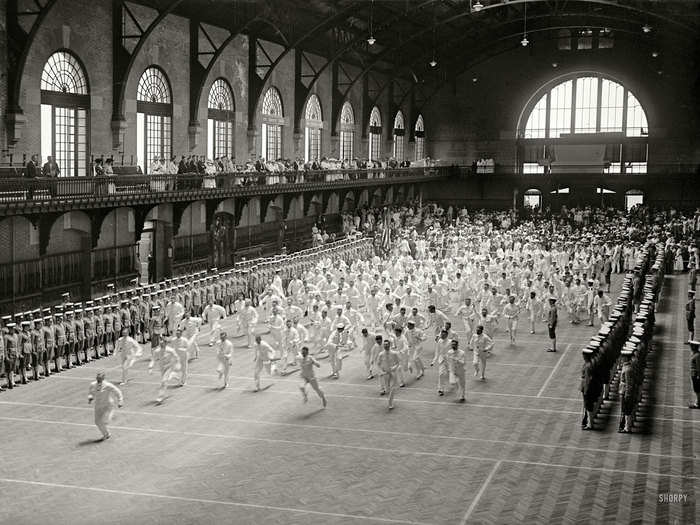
[381,208,392,252]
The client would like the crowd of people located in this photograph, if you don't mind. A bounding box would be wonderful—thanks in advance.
[1,201,698,441]
[143,155,432,177]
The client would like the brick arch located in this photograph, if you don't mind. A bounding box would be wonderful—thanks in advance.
[238,197,261,227]
[173,200,208,237]
[0,216,40,265]
[325,192,340,215]
[95,207,137,249]
[342,191,356,212]
[46,211,91,255]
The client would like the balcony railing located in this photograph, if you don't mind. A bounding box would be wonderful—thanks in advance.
[0,167,444,205]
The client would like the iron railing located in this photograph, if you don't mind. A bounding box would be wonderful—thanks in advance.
[0,167,443,204]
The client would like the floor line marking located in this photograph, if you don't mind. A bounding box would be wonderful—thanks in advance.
[537,343,573,398]
[53,365,695,409]
[0,477,430,525]
[24,375,700,422]
[1,415,696,480]
[1,401,698,461]
[39,375,585,415]
[461,460,502,525]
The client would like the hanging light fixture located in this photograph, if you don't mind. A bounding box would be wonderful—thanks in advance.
[642,24,652,33]
[429,7,437,67]
[472,1,484,12]
[520,1,529,46]
[367,0,376,45]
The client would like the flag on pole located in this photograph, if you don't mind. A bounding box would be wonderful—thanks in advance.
[381,208,392,252]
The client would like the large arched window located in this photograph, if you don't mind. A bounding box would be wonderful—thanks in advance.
[414,114,425,161]
[339,101,355,161]
[207,78,235,161]
[136,67,172,174]
[519,73,649,174]
[261,86,284,161]
[393,111,405,161]
[368,106,382,161]
[40,50,90,177]
[304,94,322,163]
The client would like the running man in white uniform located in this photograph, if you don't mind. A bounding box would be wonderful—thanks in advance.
[87,371,123,440]
[298,346,327,407]
[376,340,400,410]
[114,327,142,385]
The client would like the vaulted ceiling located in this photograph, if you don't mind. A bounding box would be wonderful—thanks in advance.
[136,0,700,81]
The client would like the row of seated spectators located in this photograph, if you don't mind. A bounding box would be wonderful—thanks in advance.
[93,155,436,178]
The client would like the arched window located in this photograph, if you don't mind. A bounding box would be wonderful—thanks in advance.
[339,101,355,161]
[625,189,644,211]
[393,111,405,161]
[368,106,382,161]
[207,78,235,161]
[414,114,425,161]
[261,86,284,161]
[136,67,172,174]
[519,73,649,174]
[523,188,542,209]
[304,94,323,163]
[40,50,90,177]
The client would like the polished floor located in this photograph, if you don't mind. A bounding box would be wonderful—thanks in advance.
[0,275,696,524]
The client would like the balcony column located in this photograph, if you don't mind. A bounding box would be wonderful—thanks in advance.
[188,120,202,151]
[111,118,128,151]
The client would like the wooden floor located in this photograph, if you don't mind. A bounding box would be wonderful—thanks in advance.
[0,274,697,525]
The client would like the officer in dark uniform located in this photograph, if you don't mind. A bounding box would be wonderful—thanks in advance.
[64,310,76,368]
[0,318,6,391]
[42,315,57,374]
[54,313,66,370]
[4,323,19,388]
[84,306,96,360]
[32,317,49,379]
[19,321,33,383]
[74,306,86,365]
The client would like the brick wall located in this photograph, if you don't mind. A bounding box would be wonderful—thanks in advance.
[0,0,7,154]
[422,38,700,166]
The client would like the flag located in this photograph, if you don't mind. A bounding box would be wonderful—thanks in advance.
[381,208,392,252]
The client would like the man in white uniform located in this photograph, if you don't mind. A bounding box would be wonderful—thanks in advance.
[203,300,227,346]
[216,331,234,388]
[114,327,142,385]
[470,325,494,381]
[298,346,327,407]
[87,371,123,440]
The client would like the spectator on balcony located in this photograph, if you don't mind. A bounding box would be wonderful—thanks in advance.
[185,155,196,173]
[150,157,165,175]
[24,154,39,200]
[25,154,39,178]
[42,155,60,178]
[94,158,105,177]
[104,158,116,194]
[166,156,178,175]
[178,156,188,174]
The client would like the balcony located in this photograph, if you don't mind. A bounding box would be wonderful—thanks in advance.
[0,167,447,216]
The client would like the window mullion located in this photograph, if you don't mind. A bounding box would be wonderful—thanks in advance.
[595,77,602,133]
[545,92,551,138]
[571,78,577,134]
[622,88,629,135]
